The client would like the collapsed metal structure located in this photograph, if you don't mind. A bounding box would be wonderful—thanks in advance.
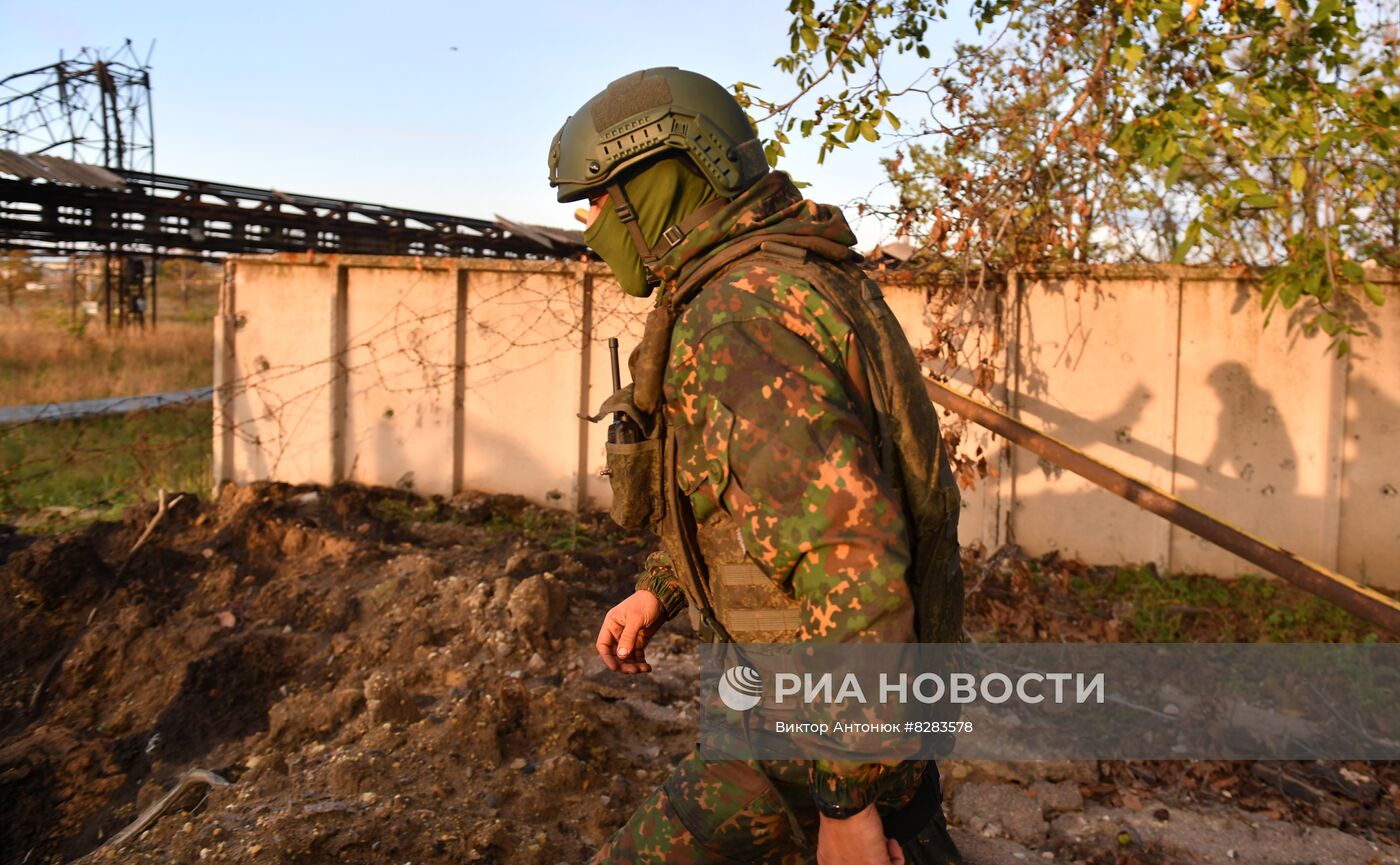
[0,43,586,328]
[0,159,589,260]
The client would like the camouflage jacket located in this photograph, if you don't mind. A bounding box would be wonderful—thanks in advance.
[634,171,920,811]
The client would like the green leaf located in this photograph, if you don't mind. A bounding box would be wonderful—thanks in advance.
[1165,154,1185,186]
[1362,280,1385,306]
[1234,177,1262,195]
[1121,44,1145,70]
[1289,162,1307,192]
[1260,279,1279,310]
[844,119,862,143]
[1173,221,1202,264]
[859,120,878,142]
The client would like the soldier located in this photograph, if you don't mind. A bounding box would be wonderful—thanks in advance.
[549,68,965,865]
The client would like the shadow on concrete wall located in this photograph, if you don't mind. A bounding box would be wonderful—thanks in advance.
[1192,361,1299,497]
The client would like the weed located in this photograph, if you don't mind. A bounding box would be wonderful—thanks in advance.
[371,496,463,525]
[0,284,215,406]
[1070,564,1383,642]
[484,506,625,552]
[0,403,212,532]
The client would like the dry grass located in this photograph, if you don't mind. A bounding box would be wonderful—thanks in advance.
[0,297,213,406]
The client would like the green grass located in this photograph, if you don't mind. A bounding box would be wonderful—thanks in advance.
[484,505,628,552]
[371,496,450,524]
[1071,564,1385,642]
[370,493,630,553]
[0,403,212,532]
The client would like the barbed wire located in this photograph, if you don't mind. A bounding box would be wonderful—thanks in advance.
[0,263,1003,522]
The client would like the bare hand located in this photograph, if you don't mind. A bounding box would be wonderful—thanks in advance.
[595,590,665,675]
[817,805,904,865]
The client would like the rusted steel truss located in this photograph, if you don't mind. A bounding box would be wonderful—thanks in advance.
[0,170,588,260]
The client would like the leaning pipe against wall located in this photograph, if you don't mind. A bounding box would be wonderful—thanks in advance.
[924,376,1400,636]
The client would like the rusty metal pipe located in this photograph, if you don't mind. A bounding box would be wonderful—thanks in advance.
[924,377,1400,635]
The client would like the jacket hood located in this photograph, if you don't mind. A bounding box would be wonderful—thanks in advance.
[650,171,859,299]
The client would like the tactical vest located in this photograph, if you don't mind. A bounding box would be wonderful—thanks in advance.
[592,234,965,645]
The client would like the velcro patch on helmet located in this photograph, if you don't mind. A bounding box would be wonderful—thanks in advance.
[592,72,672,132]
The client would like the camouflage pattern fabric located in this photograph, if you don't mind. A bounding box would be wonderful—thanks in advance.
[642,171,918,650]
[633,171,922,811]
[590,751,928,864]
[636,549,688,619]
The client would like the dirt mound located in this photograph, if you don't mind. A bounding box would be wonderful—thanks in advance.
[1,482,695,865]
[1,488,1394,865]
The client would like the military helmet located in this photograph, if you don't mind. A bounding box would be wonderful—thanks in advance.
[548,67,769,203]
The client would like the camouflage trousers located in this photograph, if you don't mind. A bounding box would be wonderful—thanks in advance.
[590,753,932,864]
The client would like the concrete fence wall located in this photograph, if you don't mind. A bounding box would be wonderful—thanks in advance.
[215,254,1399,589]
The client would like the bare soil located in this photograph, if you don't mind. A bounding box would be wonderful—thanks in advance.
[0,483,1394,865]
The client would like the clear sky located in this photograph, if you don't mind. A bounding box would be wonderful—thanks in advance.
[3,1,975,249]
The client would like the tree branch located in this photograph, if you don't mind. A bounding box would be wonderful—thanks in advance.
[762,3,877,122]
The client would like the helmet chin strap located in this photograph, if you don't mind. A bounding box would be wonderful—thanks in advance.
[606,181,729,271]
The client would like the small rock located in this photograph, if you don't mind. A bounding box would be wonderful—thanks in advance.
[360,792,378,805]
[322,688,364,730]
[281,525,308,555]
[509,757,528,770]
[215,611,237,629]
[505,550,531,576]
[507,574,567,643]
[953,783,1048,846]
[363,670,421,726]
[1029,780,1082,814]
[488,577,516,615]
[527,652,546,672]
